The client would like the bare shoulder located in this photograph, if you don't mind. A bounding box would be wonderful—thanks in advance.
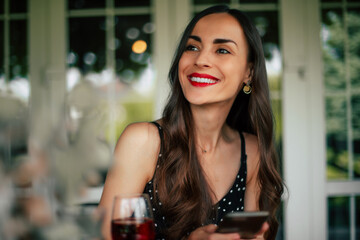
[113,121,161,182]
[117,122,160,149]
[242,132,260,180]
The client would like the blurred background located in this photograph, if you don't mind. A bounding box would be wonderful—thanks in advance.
[0,0,359,239]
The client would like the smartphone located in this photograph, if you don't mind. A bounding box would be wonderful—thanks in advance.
[216,211,269,239]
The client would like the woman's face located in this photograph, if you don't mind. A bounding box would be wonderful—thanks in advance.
[178,13,251,107]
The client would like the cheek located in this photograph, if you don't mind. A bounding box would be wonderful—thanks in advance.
[226,65,246,83]
[223,64,247,93]
[178,55,190,84]
[178,54,190,72]
[178,58,185,77]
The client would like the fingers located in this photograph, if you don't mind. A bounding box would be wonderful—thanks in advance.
[258,222,269,235]
[211,233,241,240]
[188,225,241,240]
[239,222,269,240]
[203,224,218,233]
[208,226,240,240]
[204,225,240,239]
[199,222,269,240]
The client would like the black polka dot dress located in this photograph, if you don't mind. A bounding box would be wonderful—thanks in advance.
[144,122,247,239]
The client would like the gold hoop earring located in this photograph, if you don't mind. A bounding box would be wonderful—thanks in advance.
[243,83,252,94]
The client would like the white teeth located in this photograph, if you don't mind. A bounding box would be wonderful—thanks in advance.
[190,77,217,83]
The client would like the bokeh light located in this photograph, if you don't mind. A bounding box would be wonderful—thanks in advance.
[67,52,78,65]
[126,27,140,40]
[132,40,147,54]
[143,22,155,34]
[83,52,97,66]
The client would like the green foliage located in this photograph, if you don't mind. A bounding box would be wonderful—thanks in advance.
[105,100,154,143]
[268,74,281,92]
[322,9,360,180]
[354,154,360,177]
[327,148,349,179]
[328,196,350,228]
[271,98,282,145]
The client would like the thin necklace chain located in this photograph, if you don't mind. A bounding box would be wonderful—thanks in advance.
[198,145,208,153]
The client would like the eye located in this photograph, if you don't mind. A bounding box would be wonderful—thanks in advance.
[217,48,230,54]
[185,45,199,51]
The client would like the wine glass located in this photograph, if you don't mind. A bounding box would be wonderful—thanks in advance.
[111,193,155,240]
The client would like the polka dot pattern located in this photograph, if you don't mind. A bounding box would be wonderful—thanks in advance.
[143,122,248,239]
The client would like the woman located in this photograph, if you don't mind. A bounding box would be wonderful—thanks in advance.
[99,5,284,240]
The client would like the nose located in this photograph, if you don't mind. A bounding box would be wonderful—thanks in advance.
[195,50,211,68]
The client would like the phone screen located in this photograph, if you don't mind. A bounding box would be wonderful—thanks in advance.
[216,211,269,238]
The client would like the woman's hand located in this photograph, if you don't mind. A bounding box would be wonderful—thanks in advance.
[243,222,269,239]
[187,222,269,240]
[188,225,240,240]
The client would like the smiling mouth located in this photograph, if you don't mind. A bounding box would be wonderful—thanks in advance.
[190,77,217,84]
[187,73,219,87]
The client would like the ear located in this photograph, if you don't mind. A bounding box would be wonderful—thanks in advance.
[245,63,254,83]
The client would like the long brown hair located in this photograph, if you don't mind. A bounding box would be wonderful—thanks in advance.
[153,5,284,239]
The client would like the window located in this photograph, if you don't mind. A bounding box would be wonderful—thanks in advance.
[193,0,231,4]
[0,0,29,171]
[0,0,29,101]
[321,0,360,239]
[67,0,155,149]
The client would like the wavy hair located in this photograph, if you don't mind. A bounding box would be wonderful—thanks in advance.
[153,5,284,239]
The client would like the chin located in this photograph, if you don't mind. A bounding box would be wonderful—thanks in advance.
[187,98,213,106]
[184,96,206,106]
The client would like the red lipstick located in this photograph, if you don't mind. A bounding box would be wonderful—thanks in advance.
[187,73,219,87]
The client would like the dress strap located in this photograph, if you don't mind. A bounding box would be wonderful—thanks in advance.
[239,132,247,163]
[150,121,164,157]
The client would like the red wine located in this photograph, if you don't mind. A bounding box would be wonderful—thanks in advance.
[111,217,155,240]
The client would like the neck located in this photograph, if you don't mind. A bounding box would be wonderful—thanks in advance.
[191,102,234,154]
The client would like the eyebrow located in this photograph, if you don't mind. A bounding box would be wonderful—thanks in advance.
[189,35,237,46]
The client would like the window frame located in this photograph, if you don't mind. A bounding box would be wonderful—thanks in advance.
[0,0,28,83]
[321,1,360,239]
